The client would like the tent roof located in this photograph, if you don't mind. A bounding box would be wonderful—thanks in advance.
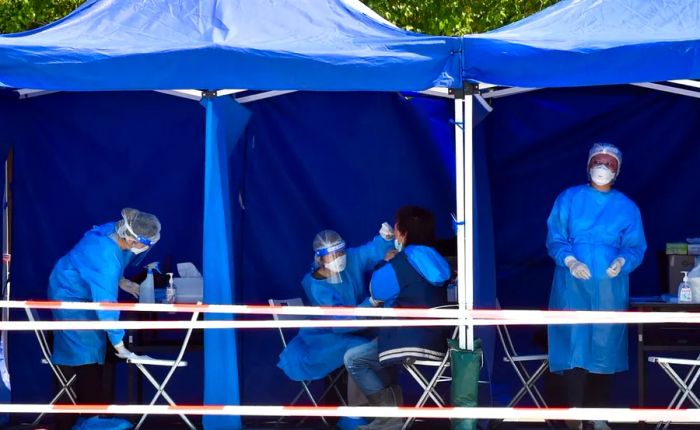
[462,0,700,88]
[0,0,460,92]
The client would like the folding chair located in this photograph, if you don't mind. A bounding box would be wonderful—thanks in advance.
[269,298,347,428]
[401,302,492,430]
[496,324,549,408]
[25,307,77,426]
[648,354,700,430]
[128,309,200,430]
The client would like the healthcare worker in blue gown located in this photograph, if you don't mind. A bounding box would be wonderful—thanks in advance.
[277,226,394,429]
[278,226,394,380]
[546,143,646,430]
[48,208,161,430]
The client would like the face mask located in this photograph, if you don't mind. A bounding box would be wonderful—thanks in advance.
[130,246,148,255]
[325,255,347,273]
[589,165,615,186]
[394,239,403,252]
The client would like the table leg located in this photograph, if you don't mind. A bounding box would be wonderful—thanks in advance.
[638,322,645,407]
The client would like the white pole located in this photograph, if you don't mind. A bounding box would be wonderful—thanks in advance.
[455,89,475,350]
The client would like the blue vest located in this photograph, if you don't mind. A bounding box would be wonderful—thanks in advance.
[377,251,450,365]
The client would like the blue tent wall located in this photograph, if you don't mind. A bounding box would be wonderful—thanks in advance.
[480,84,700,405]
[235,91,460,403]
[3,91,206,404]
[0,90,501,413]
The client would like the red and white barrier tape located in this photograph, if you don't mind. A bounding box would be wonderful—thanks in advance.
[1,300,699,328]
[3,404,700,423]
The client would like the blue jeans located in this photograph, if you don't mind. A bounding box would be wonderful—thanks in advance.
[343,339,395,396]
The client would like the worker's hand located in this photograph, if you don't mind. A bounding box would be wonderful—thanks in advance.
[114,341,135,360]
[379,222,394,241]
[564,256,591,280]
[384,249,398,261]
[119,278,140,298]
[606,257,626,278]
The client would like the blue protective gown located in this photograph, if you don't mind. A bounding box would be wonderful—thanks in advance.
[48,223,132,366]
[277,235,393,381]
[546,185,646,373]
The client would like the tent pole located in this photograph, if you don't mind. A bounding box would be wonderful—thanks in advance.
[454,85,475,350]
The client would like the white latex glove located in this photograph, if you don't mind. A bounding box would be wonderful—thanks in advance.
[606,257,626,278]
[119,278,140,298]
[564,256,591,280]
[379,222,394,241]
[114,341,136,360]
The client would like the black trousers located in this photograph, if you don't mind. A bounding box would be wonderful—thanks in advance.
[562,367,612,408]
[54,363,109,430]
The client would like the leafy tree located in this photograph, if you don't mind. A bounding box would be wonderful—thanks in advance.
[362,0,558,35]
[0,0,558,36]
[0,0,82,34]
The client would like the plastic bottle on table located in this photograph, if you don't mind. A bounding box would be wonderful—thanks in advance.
[139,262,159,304]
[166,272,176,304]
[678,271,693,304]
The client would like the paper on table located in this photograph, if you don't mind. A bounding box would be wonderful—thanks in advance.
[177,262,202,278]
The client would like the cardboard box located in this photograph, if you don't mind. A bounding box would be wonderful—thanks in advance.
[668,254,699,295]
[173,277,203,303]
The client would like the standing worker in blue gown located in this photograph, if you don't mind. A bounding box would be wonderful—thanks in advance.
[48,208,161,430]
[546,143,646,430]
[278,225,394,381]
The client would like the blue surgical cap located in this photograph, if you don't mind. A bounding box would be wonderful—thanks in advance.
[588,143,622,172]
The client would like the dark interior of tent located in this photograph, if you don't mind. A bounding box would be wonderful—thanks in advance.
[0,81,699,423]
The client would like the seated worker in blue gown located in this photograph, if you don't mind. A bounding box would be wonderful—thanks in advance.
[343,206,451,430]
[48,208,161,430]
[278,225,394,382]
[547,143,646,430]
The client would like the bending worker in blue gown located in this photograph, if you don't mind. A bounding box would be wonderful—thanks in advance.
[48,208,161,430]
[278,225,394,381]
[546,143,646,430]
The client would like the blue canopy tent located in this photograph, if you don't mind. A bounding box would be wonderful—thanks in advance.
[0,0,498,428]
[458,0,700,406]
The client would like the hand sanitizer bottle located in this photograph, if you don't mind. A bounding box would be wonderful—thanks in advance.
[166,272,176,304]
[139,262,160,304]
[678,271,693,304]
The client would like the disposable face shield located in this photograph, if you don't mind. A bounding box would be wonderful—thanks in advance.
[116,208,161,264]
[312,230,346,283]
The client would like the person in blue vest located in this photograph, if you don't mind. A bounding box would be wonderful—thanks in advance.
[48,208,161,430]
[344,206,451,430]
[547,143,646,430]
[277,226,394,381]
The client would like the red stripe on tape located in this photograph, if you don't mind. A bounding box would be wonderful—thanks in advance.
[54,404,108,411]
[99,302,134,309]
[170,405,224,411]
[174,303,208,310]
[283,406,339,411]
[26,300,62,309]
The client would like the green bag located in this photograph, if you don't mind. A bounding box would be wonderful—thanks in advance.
[449,337,482,430]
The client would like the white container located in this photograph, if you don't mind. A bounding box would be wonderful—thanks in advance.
[139,269,155,304]
[173,277,203,303]
[690,277,700,304]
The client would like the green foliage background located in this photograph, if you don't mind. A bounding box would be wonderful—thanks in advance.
[0,0,557,35]
[362,0,558,35]
[0,0,82,34]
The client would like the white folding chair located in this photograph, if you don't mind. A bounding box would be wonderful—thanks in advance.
[128,309,200,430]
[269,298,347,428]
[25,307,77,426]
[496,324,549,408]
[648,354,700,430]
